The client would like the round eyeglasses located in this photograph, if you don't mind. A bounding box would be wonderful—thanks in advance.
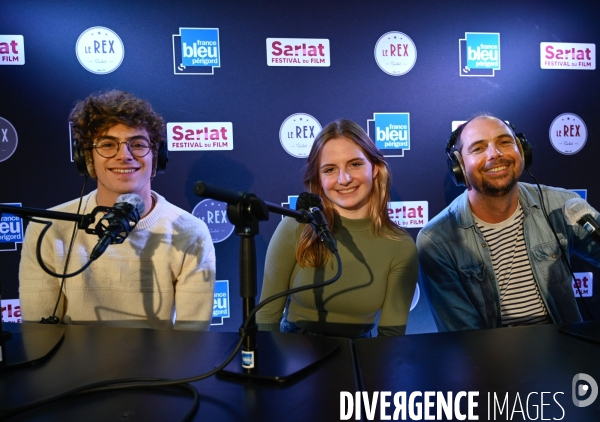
[92,138,152,158]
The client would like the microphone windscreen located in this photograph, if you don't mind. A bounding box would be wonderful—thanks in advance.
[563,197,592,226]
[116,193,146,216]
[296,192,323,211]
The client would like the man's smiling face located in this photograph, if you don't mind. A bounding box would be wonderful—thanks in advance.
[92,123,153,204]
[460,116,524,198]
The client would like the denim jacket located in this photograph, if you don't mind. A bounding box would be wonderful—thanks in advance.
[417,183,600,331]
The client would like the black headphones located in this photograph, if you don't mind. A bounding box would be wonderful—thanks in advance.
[73,138,168,178]
[445,118,533,187]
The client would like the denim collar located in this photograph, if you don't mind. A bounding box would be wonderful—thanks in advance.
[452,182,541,229]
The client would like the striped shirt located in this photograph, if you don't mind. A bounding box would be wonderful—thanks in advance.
[475,204,550,327]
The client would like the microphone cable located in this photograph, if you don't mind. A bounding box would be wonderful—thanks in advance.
[33,220,95,279]
[1,249,343,422]
[527,169,595,321]
[32,184,145,280]
[22,176,89,324]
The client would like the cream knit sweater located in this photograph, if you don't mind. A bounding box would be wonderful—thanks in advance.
[19,190,215,331]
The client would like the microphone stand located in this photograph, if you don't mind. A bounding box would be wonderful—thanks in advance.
[194,181,342,382]
[0,205,102,369]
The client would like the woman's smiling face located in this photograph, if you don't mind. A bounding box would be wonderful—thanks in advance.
[318,136,378,219]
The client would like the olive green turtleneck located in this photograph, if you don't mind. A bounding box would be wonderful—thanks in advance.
[257,215,418,337]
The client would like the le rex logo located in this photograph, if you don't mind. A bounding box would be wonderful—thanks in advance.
[549,113,587,155]
[0,117,18,162]
[192,199,234,243]
[173,28,220,75]
[459,32,500,77]
[374,32,417,76]
[0,35,24,65]
[167,122,233,151]
[267,38,330,67]
[279,113,322,158]
[75,27,124,74]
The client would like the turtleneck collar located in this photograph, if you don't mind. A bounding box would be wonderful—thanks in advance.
[334,213,371,232]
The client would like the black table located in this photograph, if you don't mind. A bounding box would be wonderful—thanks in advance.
[354,323,600,421]
[0,323,357,421]
[3,322,600,421]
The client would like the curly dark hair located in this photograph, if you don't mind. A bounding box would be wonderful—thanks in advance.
[69,90,165,178]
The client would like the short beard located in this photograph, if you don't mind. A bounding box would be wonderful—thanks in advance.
[479,174,518,197]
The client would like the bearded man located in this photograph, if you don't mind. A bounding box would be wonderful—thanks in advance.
[417,115,600,331]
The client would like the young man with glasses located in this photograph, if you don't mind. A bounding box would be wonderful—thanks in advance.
[19,90,216,331]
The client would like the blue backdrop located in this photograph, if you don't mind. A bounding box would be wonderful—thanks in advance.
[1,0,599,333]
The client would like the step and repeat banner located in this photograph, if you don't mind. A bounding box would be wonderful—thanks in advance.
[1,0,598,333]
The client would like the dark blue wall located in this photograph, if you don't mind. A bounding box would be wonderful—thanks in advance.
[1,0,599,333]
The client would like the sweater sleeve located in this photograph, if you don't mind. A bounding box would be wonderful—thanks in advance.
[256,218,300,331]
[377,234,419,336]
[173,218,216,331]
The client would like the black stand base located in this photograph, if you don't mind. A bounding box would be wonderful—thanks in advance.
[1,323,64,368]
[217,331,340,383]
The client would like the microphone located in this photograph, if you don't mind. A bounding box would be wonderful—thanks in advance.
[563,197,600,244]
[295,192,338,253]
[90,194,145,260]
[295,192,322,223]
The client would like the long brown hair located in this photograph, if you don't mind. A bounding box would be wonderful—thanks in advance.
[296,119,402,267]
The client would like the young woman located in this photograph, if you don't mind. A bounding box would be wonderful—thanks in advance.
[256,119,418,338]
